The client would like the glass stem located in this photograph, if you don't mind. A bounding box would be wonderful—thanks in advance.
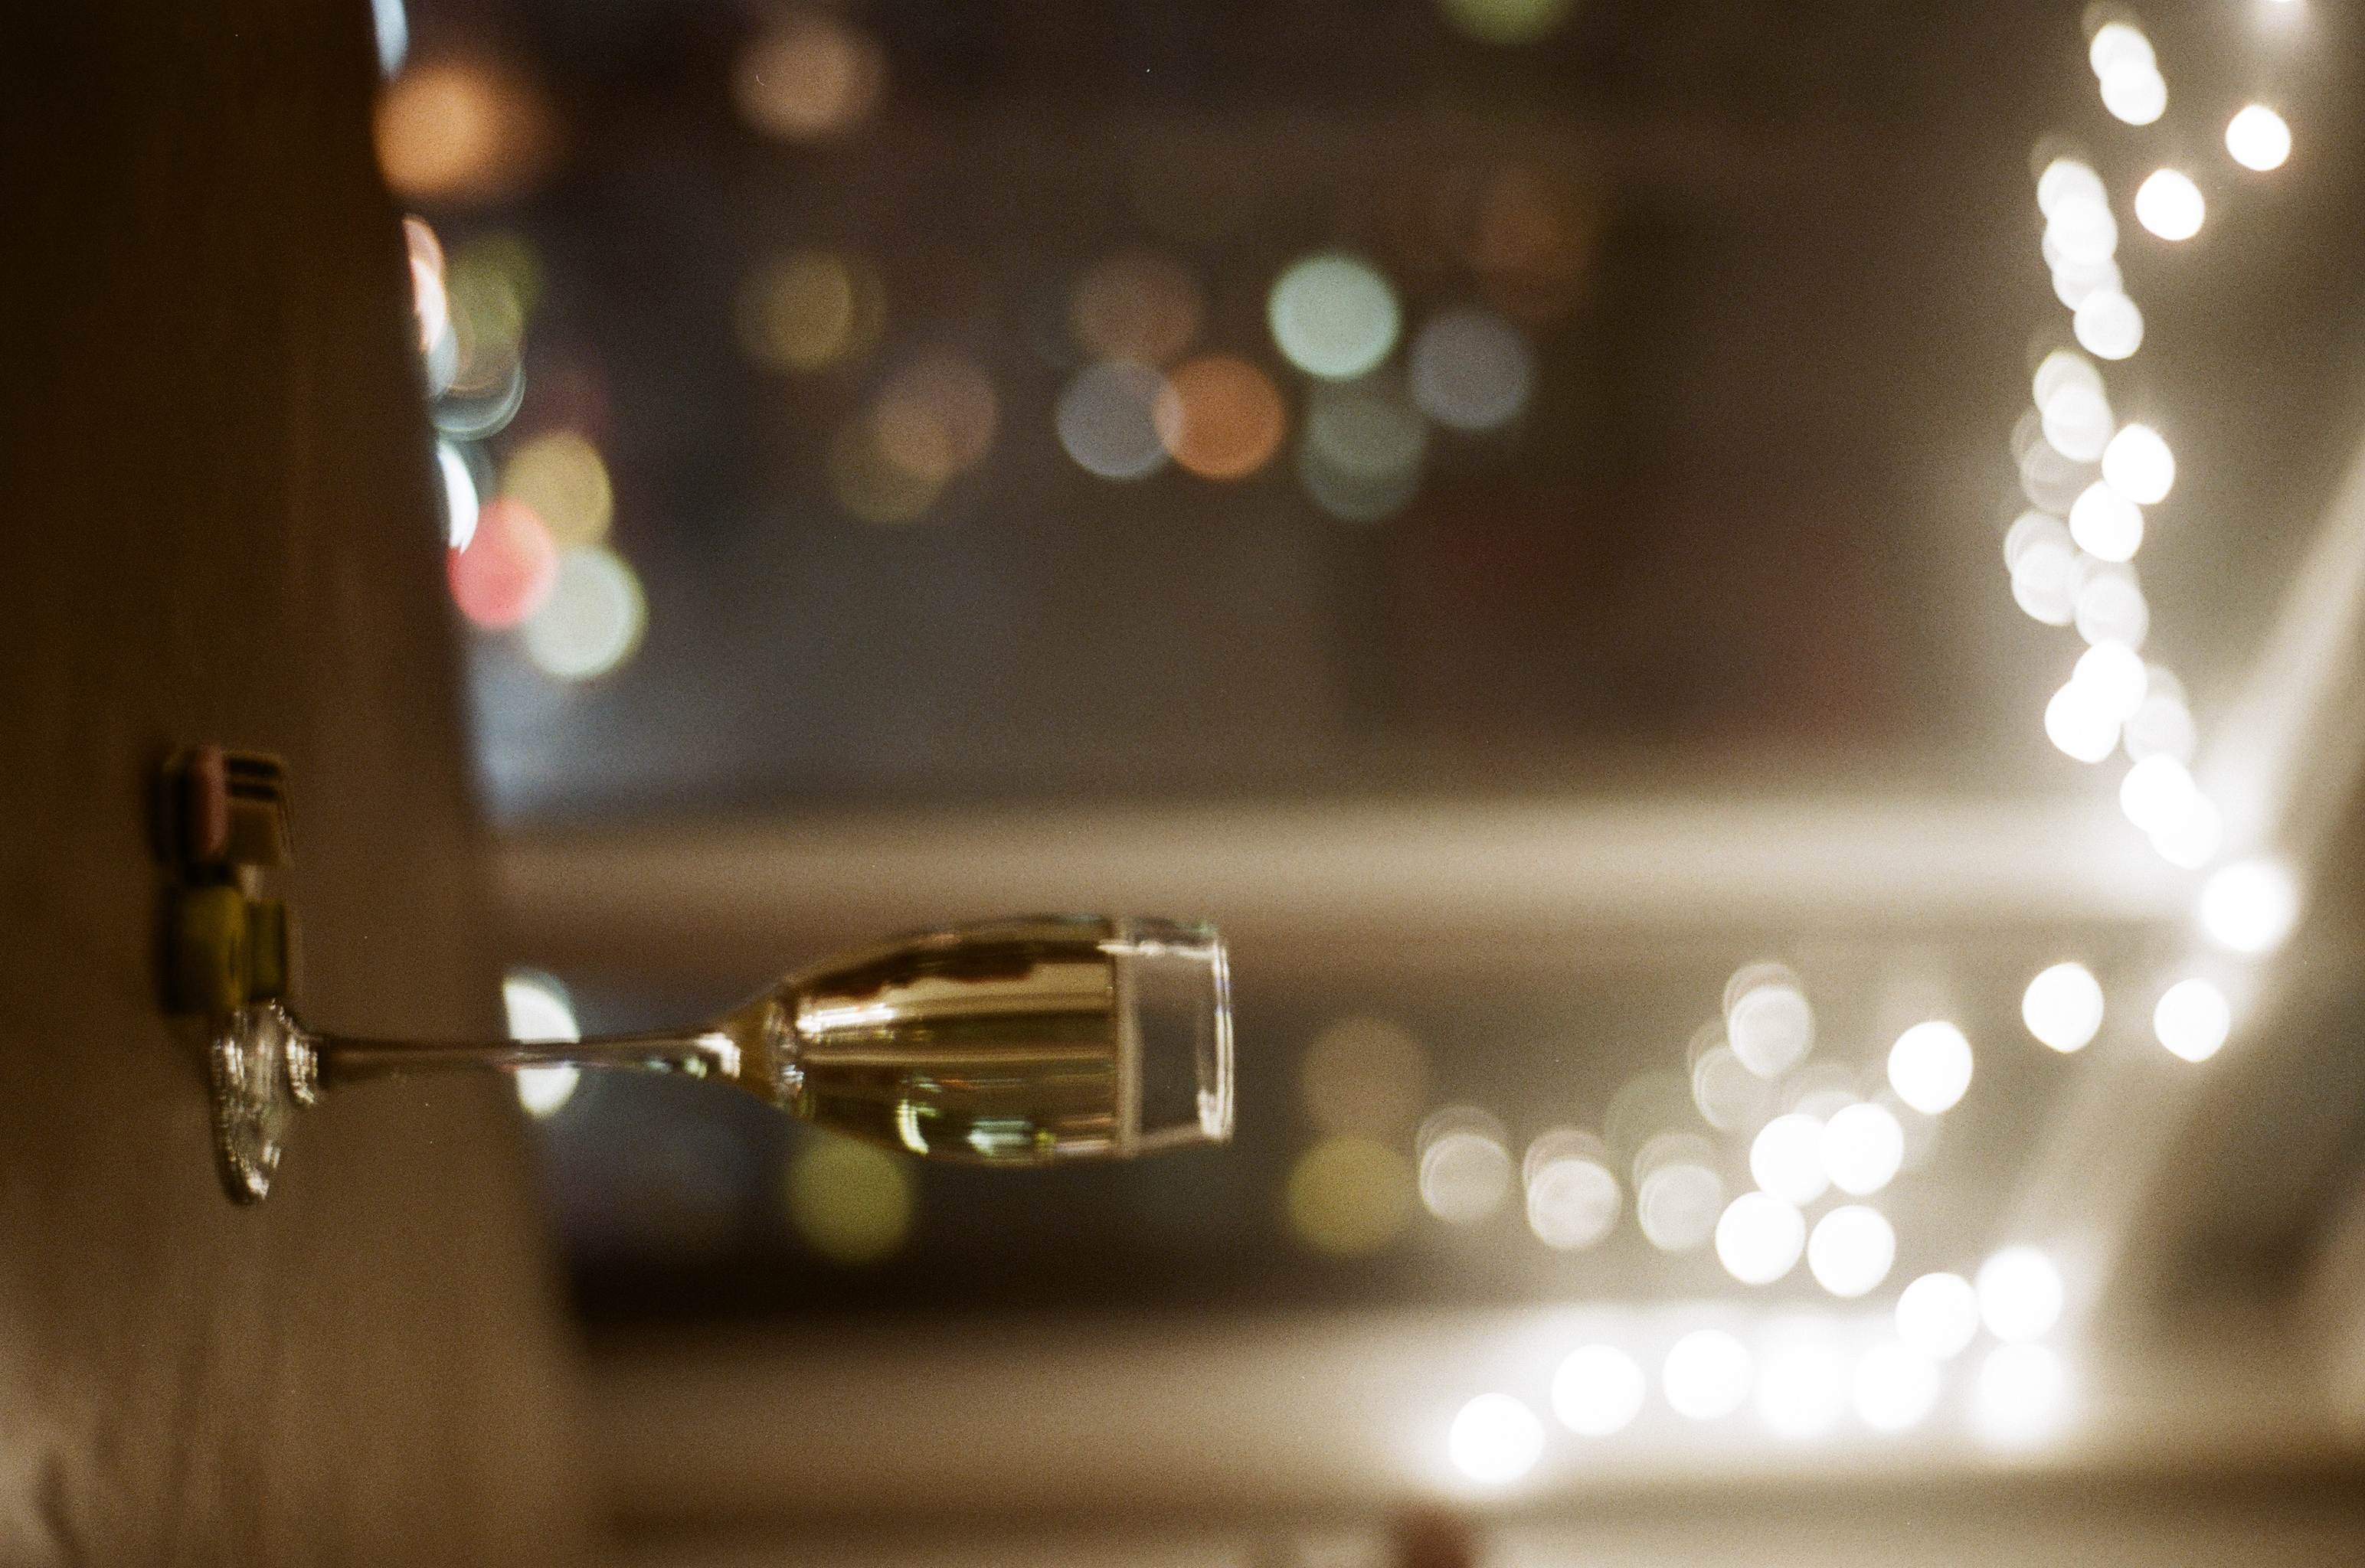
[305,1024,742,1088]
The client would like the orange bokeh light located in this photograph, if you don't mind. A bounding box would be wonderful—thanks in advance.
[734,14,886,142]
[449,498,559,627]
[375,60,554,204]
[1153,354,1287,480]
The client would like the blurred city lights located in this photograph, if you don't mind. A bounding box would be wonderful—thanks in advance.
[2021,962,2105,1053]
[1154,354,1288,479]
[2073,290,2145,361]
[734,12,885,142]
[2134,170,2205,241]
[2089,23,2167,128]
[2153,978,2232,1062]
[1851,1341,1941,1432]
[1886,1021,1972,1116]
[1820,1102,1904,1196]
[786,1137,914,1265]
[2071,640,2148,721]
[1724,964,1814,1078]
[1523,1129,1621,1250]
[437,439,479,550]
[1715,1191,1805,1285]
[1749,1113,1830,1207]
[2199,858,2300,954]
[502,430,612,547]
[2036,158,2107,222]
[1268,253,1402,381]
[1806,1206,1895,1298]
[2007,518,2079,626]
[375,60,551,204]
[1287,1135,1415,1254]
[1974,1343,2068,1444]
[1663,1330,1753,1420]
[1300,1015,1430,1138]
[1895,1271,1982,1361]
[1297,379,1428,522]
[1056,361,1170,481]
[2226,105,2292,171]
[522,545,646,681]
[2101,423,2175,504]
[1976,1246,2063,1342]
[1418,1108,1514,1224]
[1437,0,1574,46]
[1447,1394,1544,1485]
[2044,679,2121,763]
[1754,1329,1847,1439]
[1552,1344,1645,1436]
[738,250,885,373]
[448,497,558,629]
[1073,249,1205,367]
[1409,307,1534,432]
[1635,1134,1725,1251]
[502,969,579,1118]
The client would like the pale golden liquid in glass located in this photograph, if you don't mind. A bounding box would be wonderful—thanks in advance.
[712,923,1124,1165]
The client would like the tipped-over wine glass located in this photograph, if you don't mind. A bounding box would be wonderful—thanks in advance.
[209,915,1232,1202]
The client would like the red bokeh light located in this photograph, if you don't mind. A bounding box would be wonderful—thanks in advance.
[448,497,558,628]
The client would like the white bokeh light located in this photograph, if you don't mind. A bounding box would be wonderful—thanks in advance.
[1750,1113,1830,1206]
[2076,563,2150,648]
[1268,253,1401,381]
[2134,169,2205,241]
[2045,679,2121,764]
[1820,1102,1904,1197]
[2098,61,2167,126]
[1448,1394,1544,1485]
[2072,639,2147,720]
[522,545,648,682]
[2120,753,2199,833]
[1056,362,1169,480]
[2226,105,2292,172]
[1420,1116,1514,1224]
[1663,1330,1752,1421]
[2101,423,2174,505]
[2021,963,2105,1054]
[2074,289,2145,361]
[1896,1271,1982,1361]
[1887,1021,1972,1116]
[2036,158,2107,221]
[2149,790,2225,870]
[1409,306,1533,432]
[1525,1146,1621,1251]
[1553,1344,1646,1437]
[1755,1331,1847,1439]
[1726,977,1814,1079]
[2087,20,2153,77]
[2069,482,2143,563]
[2154,978,2232,1062]
[1807,1206,1896,1299]
[1977,1246,2063,1343]
[1716,1191,1806,1285]
[1974,1343,2069,1445]
[2199,858,2300,955]
[1851,1341,1941,1432]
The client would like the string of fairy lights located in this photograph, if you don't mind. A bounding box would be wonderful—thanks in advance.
[1421,7,2316,1485]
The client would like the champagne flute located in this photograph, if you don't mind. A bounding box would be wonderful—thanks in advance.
[209,915,1232,1202]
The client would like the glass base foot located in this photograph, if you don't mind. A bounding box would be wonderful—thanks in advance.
[208,1002,318,1203]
